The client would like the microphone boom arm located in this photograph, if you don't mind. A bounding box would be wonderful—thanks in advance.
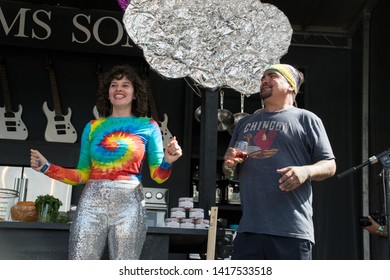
[337,149,390,179]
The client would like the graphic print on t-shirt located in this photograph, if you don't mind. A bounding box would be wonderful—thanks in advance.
[242,119,289,159]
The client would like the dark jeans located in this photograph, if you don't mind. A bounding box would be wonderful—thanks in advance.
[232,232,313,260]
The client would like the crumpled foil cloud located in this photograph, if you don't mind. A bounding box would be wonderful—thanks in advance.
[123,0,292,94]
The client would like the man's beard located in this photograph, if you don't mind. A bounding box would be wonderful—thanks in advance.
[260,89,272,100]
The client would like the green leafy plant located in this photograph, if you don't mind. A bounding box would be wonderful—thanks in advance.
[34,194,63,223]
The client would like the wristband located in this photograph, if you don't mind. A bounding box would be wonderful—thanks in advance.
[40,162,50,173]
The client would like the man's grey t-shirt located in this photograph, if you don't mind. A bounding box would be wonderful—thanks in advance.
[229,107,335,243]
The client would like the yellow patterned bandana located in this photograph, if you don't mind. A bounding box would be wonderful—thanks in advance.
[266,64,301,94]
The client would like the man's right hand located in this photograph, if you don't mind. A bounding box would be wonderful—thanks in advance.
[224,147,237,168]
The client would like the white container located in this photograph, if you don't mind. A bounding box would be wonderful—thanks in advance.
[0,189,19,221]
[165,217,180,228]
[195,219,209,229]
[180,218,195,229]
[189,208,204,219]
[178,197,194,210]
[170,207,186,219]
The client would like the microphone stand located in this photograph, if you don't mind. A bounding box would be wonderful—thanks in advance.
[380,156,390,257]
[337,149,390,179]
[338,149,390,258]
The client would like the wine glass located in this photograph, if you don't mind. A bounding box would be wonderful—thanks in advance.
[234,140,248,163]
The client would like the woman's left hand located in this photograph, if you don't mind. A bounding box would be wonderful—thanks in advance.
[164,136,182,164]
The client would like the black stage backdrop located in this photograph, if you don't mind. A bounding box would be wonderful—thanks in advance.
[1,0,390,259]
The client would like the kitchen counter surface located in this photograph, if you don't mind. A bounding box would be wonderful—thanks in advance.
[0,221,216,260]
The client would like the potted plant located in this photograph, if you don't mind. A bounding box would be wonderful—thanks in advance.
[35,194,63,223]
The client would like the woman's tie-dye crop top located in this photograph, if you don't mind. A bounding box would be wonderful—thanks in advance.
[44,116,172,185]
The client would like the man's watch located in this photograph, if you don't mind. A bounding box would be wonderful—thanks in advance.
[376,225,386,236]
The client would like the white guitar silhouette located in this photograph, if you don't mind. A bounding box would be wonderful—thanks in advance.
[0,58,28,140]
[93,105,101,119]
[43,61,77,143]
[159,113,173,149]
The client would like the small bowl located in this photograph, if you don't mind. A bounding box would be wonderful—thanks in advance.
[11,201,39,222]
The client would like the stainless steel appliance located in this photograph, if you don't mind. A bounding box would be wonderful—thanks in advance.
[0,165,72,214]
[142,187,168,227]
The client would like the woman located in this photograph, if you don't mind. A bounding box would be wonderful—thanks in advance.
[30,65,182,259]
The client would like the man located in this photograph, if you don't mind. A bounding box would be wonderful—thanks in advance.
[223,64,336,260]
[364,215,388,237]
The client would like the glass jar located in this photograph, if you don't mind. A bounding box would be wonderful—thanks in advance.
[216,183,221,204]
[227,182,241,205]
[192,180,199,203]
[0,189,19,221]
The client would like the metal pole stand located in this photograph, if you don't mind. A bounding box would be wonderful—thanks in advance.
[379,154,390,256]
[338,149,390,258]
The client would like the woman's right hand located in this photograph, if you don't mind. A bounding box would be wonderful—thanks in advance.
[30,149,48,172]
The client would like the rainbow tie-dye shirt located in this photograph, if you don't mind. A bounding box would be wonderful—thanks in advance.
[45,116,172,185]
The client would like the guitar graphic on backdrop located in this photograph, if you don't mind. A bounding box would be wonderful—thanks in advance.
[0,56,28,140]
[93,106,100,119]
[43,60,77,143]
[159,113,173,149]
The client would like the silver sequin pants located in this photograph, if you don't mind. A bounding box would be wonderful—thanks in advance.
[69,180,147,260]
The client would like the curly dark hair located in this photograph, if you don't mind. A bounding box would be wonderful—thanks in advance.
[96,65,148,118]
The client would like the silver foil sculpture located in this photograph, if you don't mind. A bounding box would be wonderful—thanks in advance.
[123,0,292,94]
